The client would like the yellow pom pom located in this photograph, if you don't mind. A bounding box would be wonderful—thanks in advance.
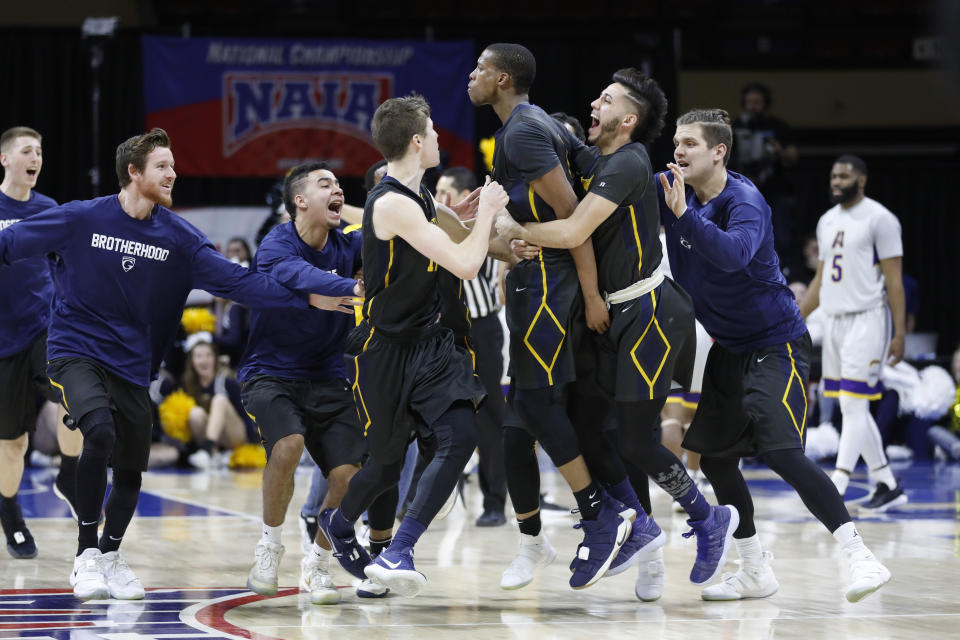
[158,390,195,443]
[479,136,496,172]
[181,307,216,335]
[228,443,267,469]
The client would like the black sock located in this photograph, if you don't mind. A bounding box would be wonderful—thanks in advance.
[517,511,541,536]
[201,439,215,454]
[57,455,79,499]
[573,482,603,520]
[369,536,392,557]
[98,469,142,553]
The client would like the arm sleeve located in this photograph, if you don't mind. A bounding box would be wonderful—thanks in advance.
[673,200,766,272]
[0,203,73,266]
[873,209,903,260]
[816,217,828,261]
[217,304,248,351]
[504,121,562,182]
[191,242,310,310]
[256,233,356,296]
[589,152,648,205]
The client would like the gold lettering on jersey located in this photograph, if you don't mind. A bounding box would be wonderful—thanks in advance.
[90,233,170,261]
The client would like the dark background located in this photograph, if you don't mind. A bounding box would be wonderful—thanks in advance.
[2,0,959,352]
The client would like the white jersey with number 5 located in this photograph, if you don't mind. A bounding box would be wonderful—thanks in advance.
[816,196,902,315]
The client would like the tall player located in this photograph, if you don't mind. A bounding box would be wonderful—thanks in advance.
[469,43,640,591]
[496,69,738,598]
[319,95,509,597]
[799,155,907,511]
[0,128,354,600]
[658,109,890,602]
[0,126,83,559]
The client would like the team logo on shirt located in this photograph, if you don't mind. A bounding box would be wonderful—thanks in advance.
[680,236,692,249]
[122,255,136,272]
[0,218,22,230]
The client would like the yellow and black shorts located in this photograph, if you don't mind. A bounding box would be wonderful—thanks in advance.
[683,332,812,458]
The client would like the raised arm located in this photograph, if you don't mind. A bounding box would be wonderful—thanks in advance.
[256,235,359,297]
[373,181,508,280]
[659,164,764,272]
[0,204,72,266]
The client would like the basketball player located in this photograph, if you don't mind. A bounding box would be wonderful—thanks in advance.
[798,155,907,511]
[469,43,641,591]
[496,69,738,598]
[0,128,356,600]
[657,109,891,602]
[241,161,389,605]
[318,95,509,597]
[0,126,83,559]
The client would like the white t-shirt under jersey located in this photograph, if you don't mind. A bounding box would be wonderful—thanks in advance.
[816,196,902,315]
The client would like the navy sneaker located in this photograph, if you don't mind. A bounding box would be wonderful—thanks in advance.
[569,494,635,590]
[683,504,739,584]
[317,507,371,580]
[605,512,666,578]
[1,501,37,559]
[363,546,426,597]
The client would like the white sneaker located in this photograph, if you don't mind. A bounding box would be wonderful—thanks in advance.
[188,449,214,471]
[100,550,145,600]
[247,539,284,596]
[701,551,778,601]
[299,555,340,605]
[500,532,557,590]
[356,578,389,598]
[70,548,109,600]
[634,547,666,602]
[843,546,891,603]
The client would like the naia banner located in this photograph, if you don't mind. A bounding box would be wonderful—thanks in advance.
[142,36,475,177]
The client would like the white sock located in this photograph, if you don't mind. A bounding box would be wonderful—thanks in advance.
[734,534,764,566]
[871,463,896,488]
[310,542,331,560]
[831,469,850,495]
[832,521,866,552]
[262,523,282,545]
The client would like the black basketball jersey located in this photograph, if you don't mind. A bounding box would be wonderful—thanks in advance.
[361,176,442,334]
[581,142,663,293]
[491,103,587,265]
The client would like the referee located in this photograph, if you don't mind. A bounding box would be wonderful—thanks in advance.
[436,167,507,527]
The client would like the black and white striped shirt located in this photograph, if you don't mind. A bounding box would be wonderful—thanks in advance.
[463,257,501,319]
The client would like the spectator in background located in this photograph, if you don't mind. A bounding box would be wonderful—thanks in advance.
[551,111,586,143]
[729,83,799,262]
[928,346,960,460]
[215,237,253,368]
[161,332,258,470]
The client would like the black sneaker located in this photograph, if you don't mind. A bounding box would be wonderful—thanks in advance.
[475,509,507,527]
[1,501,37,559]
[54,470,79,521]
[860,482,908,513]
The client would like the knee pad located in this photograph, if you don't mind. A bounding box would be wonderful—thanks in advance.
[78,407,116,451]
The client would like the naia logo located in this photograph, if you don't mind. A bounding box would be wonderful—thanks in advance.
[223,72,393,156]
[122,255,136,271]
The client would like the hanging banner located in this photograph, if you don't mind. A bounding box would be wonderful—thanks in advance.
[142,36,475,177]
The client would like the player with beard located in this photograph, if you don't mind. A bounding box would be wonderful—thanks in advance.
[656,110,890,602]
[0,126,84,559]
[469,43,639,591]
[799,155,908,511]
[497,69,737,599]
[0,128,358,600]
